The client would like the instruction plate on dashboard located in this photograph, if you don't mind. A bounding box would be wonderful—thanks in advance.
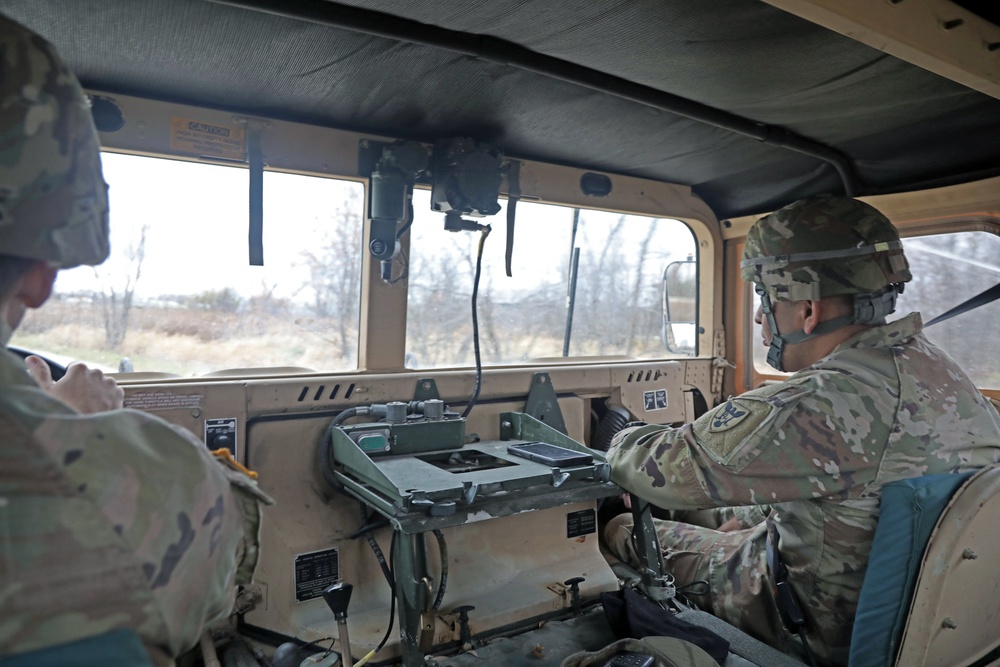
[294,547,340,603]
[566,509,597,538]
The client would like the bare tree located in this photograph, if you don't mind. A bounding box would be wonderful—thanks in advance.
[301,191,364,361]
[95,223,149,349]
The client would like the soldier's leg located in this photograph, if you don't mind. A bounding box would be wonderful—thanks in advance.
[604,513,786,648]
[665,507,735,529]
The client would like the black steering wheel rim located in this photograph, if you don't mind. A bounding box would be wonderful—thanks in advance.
[7,345,68,381]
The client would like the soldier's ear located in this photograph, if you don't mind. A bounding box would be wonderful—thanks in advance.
[800,299,820,335]
[16,262,58,308]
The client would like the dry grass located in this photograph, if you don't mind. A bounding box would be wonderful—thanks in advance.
[14,298,357,375]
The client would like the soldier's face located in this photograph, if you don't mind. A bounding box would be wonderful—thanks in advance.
[754,299,811,370]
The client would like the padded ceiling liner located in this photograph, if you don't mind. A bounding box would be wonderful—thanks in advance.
[2,0,998,218]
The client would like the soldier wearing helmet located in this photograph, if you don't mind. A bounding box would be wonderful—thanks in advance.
[0,14,271,665]
[604,195,1000,666]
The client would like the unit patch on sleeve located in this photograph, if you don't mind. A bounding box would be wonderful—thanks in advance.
[709,400,750,432]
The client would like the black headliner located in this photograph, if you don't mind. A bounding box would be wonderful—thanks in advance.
[2,0,999,219]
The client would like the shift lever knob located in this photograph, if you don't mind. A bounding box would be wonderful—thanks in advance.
[322,582,353,621]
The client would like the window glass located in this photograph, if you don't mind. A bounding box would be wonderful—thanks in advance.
[404,190,698,369]
[893,231,1000,388]
[13,153,364,375]
[751,230,1000,388]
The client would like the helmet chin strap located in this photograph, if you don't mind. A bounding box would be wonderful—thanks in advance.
[758,289,853,372]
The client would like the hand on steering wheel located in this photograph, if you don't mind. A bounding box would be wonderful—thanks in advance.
[9,346,123,413]
[8,345,67,380]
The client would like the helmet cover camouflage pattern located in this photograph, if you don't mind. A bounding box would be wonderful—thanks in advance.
[0,14,109,267]
[741,195,911,301]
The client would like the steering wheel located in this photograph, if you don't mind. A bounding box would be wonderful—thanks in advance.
[7,345,68,381]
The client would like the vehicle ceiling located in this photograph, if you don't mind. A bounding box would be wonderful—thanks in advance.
[3,0,999,219]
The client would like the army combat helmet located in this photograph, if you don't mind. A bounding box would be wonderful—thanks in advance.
[741,195,911,371]
[0,14,109,268]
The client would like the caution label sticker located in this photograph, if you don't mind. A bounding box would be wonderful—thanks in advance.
[125,391,203,411]
[170,117,245,159]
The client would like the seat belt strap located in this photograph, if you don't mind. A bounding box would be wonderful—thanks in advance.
[925,281,1000,327]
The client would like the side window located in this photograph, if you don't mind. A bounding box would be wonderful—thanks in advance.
[893,231,1000,389]
[750,230,1000,389]
[404,190,698,369]
[13,153,364,375]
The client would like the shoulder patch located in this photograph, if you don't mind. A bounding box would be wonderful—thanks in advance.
[691,387,785,470]
[709,400,750,432]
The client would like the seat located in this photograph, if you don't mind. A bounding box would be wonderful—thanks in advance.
[619,467,1000,667]
[893,465,1000,667]
[0,629,154,667]
[850,465,1000,667]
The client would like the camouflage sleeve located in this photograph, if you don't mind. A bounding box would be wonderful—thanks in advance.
[12,401,272,660]
[608,375,886,509]
[732,504,770,527]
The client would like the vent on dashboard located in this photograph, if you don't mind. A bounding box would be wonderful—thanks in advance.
[626,369,660,383]
[296,383,355,402]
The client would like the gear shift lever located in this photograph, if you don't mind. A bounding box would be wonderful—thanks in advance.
[322,582,353,665]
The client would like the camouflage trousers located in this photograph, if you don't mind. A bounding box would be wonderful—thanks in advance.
[603,511,790,653]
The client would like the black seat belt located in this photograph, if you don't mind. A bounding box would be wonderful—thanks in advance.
[766,526,817,667]
[925,281,1000,327]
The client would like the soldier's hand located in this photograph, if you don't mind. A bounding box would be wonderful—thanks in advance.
[26,356,124,413]
[717,517,741,532]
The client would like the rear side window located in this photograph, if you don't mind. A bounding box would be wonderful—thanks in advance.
[893,231,1000,389]
[405,190,698,369]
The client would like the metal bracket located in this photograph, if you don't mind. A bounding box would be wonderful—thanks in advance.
[413,377,442,402]
[524,372,567,435]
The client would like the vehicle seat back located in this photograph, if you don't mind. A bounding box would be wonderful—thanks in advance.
[848,472,973,667]
[894,464,1000,666]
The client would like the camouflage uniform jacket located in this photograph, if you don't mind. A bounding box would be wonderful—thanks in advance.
[607,313,1000,661]
[0,349,271,665]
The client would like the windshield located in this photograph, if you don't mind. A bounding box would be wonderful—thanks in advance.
[13,152,699,375]
[405,191,698,368]
[13,153,364,375]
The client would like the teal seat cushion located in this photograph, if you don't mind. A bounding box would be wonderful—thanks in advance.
[849,472,974,667]
[0,629,153,667]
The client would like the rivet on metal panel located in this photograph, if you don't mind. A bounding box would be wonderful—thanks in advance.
[962,547,978,560]
[191,408,202,418]
[942,618,958,629]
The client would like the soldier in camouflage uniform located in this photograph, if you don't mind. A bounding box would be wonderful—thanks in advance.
[604,195,1000,666]
[0,14,272,665]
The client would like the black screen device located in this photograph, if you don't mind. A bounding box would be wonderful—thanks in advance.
[601,652,655,667]
[506,441,593,466]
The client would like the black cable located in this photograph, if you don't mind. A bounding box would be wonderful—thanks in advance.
[374,531,399,653]
[355,504,397,658]
[359,505,394,591]
[298,636,335,658]
[461,224,491,419]
[431,529,448,610]
[332,406,362,426]
[798,628,819,667]
[396,197,414,240]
